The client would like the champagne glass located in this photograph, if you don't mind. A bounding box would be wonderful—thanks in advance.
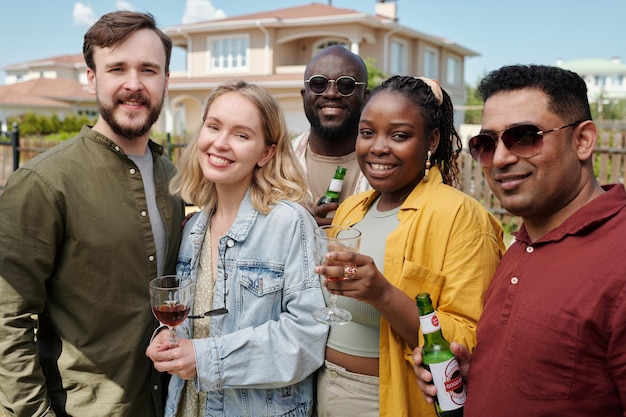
[149,275,194,347]
[313,225,361,326]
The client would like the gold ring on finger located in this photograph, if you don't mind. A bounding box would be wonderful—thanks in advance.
[344,264,357,280]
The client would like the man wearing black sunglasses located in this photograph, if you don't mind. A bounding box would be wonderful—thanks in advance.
[413,64,626,417]
[293,45,371,224]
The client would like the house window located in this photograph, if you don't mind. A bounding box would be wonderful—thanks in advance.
[595,75,605,87]
[424,48,438,79]
[446,56,461,86]
[390,40,407,75]
[208,35,249,72]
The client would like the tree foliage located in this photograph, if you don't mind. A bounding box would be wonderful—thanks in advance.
[364,57,386,90]
[591,98,626,121]
[7,113,96,138]
[464,83,484,124]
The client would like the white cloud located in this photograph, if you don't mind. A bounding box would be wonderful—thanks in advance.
[116,1,135,11]
[182,0,226,24]
[73,2,98,26]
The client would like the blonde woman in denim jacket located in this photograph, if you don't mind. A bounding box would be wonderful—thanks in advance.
[146,81,328,417]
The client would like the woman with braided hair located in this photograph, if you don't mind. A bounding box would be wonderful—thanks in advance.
[314,75,505,417]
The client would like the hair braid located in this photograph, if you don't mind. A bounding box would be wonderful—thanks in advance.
[371,76,461,186]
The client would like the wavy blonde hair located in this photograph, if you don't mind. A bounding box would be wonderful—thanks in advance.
[170,80,310,214]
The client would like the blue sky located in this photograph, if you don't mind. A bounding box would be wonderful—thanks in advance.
[1,0,624,86]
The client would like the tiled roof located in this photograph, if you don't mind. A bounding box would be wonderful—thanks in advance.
[0,78,93,108]
[164,2,475,56]
[193,3,364,24]
[1,53,84,70]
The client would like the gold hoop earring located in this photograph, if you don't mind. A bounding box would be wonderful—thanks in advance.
[424,150,432,182]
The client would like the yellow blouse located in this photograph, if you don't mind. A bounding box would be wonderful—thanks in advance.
[332,166,505,417]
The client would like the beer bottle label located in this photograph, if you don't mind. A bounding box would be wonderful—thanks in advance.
[429,357,466,411]
[419,311,441,334]
[328,178,344,193]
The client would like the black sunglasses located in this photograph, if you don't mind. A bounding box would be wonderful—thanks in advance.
[305,75,367,97]
[469,120,586,165]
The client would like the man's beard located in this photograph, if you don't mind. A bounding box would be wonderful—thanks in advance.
[306,106,360,142]
[98,93,163,139]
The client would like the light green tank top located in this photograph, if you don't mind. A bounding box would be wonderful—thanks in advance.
[326,196,400,357]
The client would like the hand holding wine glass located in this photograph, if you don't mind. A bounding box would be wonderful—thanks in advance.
[149,275,194,347]
[313,225,361,326]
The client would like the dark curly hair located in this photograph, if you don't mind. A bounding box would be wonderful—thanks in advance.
[478,64,592,123]
[367,75,462,186]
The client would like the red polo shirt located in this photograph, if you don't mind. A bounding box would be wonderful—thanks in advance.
[466,184,626,417]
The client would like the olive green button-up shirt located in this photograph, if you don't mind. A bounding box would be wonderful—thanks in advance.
[0,126,184,417]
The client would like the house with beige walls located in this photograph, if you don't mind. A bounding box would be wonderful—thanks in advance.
[0,1,477,136]
[0,54,96,130]
[163,1,477,136]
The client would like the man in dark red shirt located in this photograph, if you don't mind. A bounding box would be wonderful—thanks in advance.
[413,64,626,416]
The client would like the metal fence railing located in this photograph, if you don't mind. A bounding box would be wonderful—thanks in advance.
[0,123,19,193]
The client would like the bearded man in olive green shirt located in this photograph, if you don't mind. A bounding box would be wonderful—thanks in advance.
[0,12,184,417]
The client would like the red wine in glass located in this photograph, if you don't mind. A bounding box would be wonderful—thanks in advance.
[149,275,194,347]
[152,303,190,327]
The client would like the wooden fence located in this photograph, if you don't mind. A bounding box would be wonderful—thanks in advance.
[0,137,186,192]
[2,125,626,229]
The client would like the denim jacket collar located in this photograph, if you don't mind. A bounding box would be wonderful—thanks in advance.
[189,189,258,242]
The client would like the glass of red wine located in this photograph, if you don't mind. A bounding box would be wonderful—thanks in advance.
[149,275,194,347]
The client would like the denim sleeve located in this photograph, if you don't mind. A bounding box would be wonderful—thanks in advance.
[193,204,328,391]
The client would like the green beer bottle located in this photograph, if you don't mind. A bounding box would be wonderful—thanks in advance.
[316,166,347,209]
[416,293,465,417]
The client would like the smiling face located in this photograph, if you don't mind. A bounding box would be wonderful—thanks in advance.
[357,91,438,209]
[481,88,586,223]
[87,28,168,142]
[197,91,276,195]
[301,47,367,145]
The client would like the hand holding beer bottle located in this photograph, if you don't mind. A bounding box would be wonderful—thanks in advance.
[311,165,346,226]
[317,166,347,208]
[416,293,466,416]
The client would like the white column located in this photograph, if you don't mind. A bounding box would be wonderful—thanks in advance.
[164,96,173,134]
[350,41,359,55]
